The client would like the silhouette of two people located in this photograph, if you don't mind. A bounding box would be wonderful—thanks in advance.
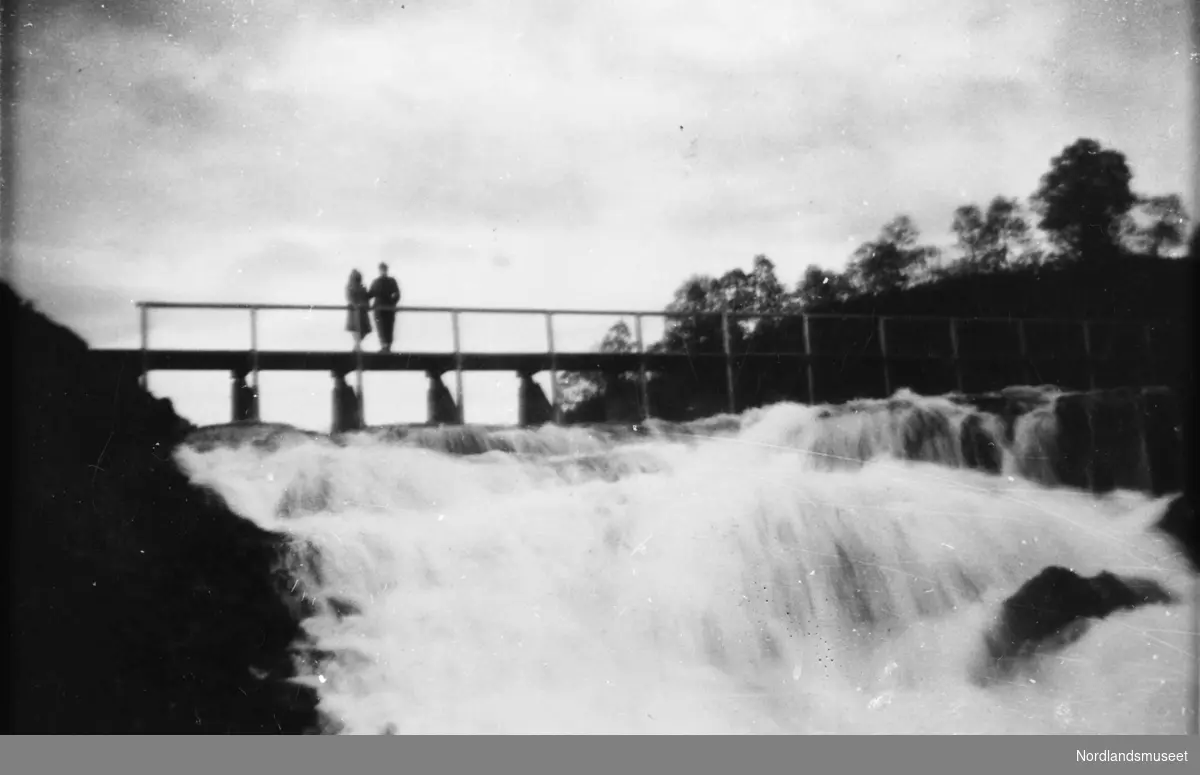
[345,264,402,352]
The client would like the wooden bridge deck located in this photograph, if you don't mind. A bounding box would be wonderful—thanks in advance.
[93,348,1054,375]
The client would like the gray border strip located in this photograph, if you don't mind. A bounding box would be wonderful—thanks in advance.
[1,736,1197,775]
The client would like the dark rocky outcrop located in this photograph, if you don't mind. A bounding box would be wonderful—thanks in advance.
[4,282,320,733]
[1155,494,1197,574]
[750,384,1185,493]
[959,412,1002,473]
[950,385,1059,446]
[973,565,1178,686]
[951,384,1185,496]
[1140,387,1186,496]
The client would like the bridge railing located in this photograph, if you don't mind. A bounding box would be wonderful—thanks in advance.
[134,301,1180,420]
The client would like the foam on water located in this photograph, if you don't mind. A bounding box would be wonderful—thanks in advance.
[176,400,1193,735]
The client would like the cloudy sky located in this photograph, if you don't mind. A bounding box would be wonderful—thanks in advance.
[9,0,1193,428]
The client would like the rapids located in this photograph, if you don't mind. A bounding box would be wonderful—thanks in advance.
[175,395,1194,734]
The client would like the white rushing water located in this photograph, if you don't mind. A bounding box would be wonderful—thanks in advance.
[175,401,1194,735]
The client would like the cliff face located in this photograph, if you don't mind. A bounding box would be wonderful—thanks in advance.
[4,282,320,733]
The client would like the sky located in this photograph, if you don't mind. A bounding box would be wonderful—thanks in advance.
[8,0,1194,429]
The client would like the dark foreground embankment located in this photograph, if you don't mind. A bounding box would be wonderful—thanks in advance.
[4,283,320,733]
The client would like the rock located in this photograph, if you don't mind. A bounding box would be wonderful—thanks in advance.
[1155,494,1197,573]
[972,565,1177,686]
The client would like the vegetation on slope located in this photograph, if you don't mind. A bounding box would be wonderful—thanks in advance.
[560,137,1194,422]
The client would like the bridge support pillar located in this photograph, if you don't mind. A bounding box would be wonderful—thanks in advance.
[331,371,364,433]
[427,371,462,425]
[231,370,259,422]
[518,372,554,427]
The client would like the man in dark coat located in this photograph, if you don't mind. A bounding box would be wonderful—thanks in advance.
[368,262,402,353]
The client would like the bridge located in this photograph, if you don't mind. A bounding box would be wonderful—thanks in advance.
[99,301,1180,431]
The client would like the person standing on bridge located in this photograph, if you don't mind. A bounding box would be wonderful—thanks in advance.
[368,262,402,353]
[346,269,373,351]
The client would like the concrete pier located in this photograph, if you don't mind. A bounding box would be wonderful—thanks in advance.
[517,372,554,427]
[230,370,259,422]
[427,371,462,425]
[331,372,364,433]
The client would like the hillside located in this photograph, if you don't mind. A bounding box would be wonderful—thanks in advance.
[4,282,320,733]
[816,253,1194,322]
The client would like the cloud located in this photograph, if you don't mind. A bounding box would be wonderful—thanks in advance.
[8,0,1191,426]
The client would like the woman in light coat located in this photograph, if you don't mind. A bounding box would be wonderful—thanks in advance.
[345,270,373,350]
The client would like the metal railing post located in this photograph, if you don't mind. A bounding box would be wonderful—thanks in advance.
[878,315,891,396]
[948,317,963,393]
[1016,319,1030,385]
[1142,323,1156,383]
[545,312,561,424]
[249,306,260,388]
[139,303,149,390]
[635,314,650,421]
[249,306,261,421]
[1081,321,1095,390]
[1133,324,1156,492]
[354,313,365,427]
[722,309,736,414]
[451,311,464,424]
[803,314,816,404]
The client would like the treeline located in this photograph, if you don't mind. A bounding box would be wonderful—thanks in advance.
[561,138,1195,421]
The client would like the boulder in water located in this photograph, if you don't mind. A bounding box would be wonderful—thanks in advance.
[1154,494,1197,573]
[972,565,1177,686]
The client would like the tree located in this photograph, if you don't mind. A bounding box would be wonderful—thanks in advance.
[598,320,635,353]
[950,204,986,263]
[1031,138,1137,259]
[748,255,788,312]
[656,257,788,354]
[656,273,722,354]
[951,196,1037,271]
[721,255,790,337]
[1125,194,1190,258]
[714,268,754,311]
[669,274,720,311]
[794,265,854,309]
[846,215,939,295]
[557,320,634,412]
